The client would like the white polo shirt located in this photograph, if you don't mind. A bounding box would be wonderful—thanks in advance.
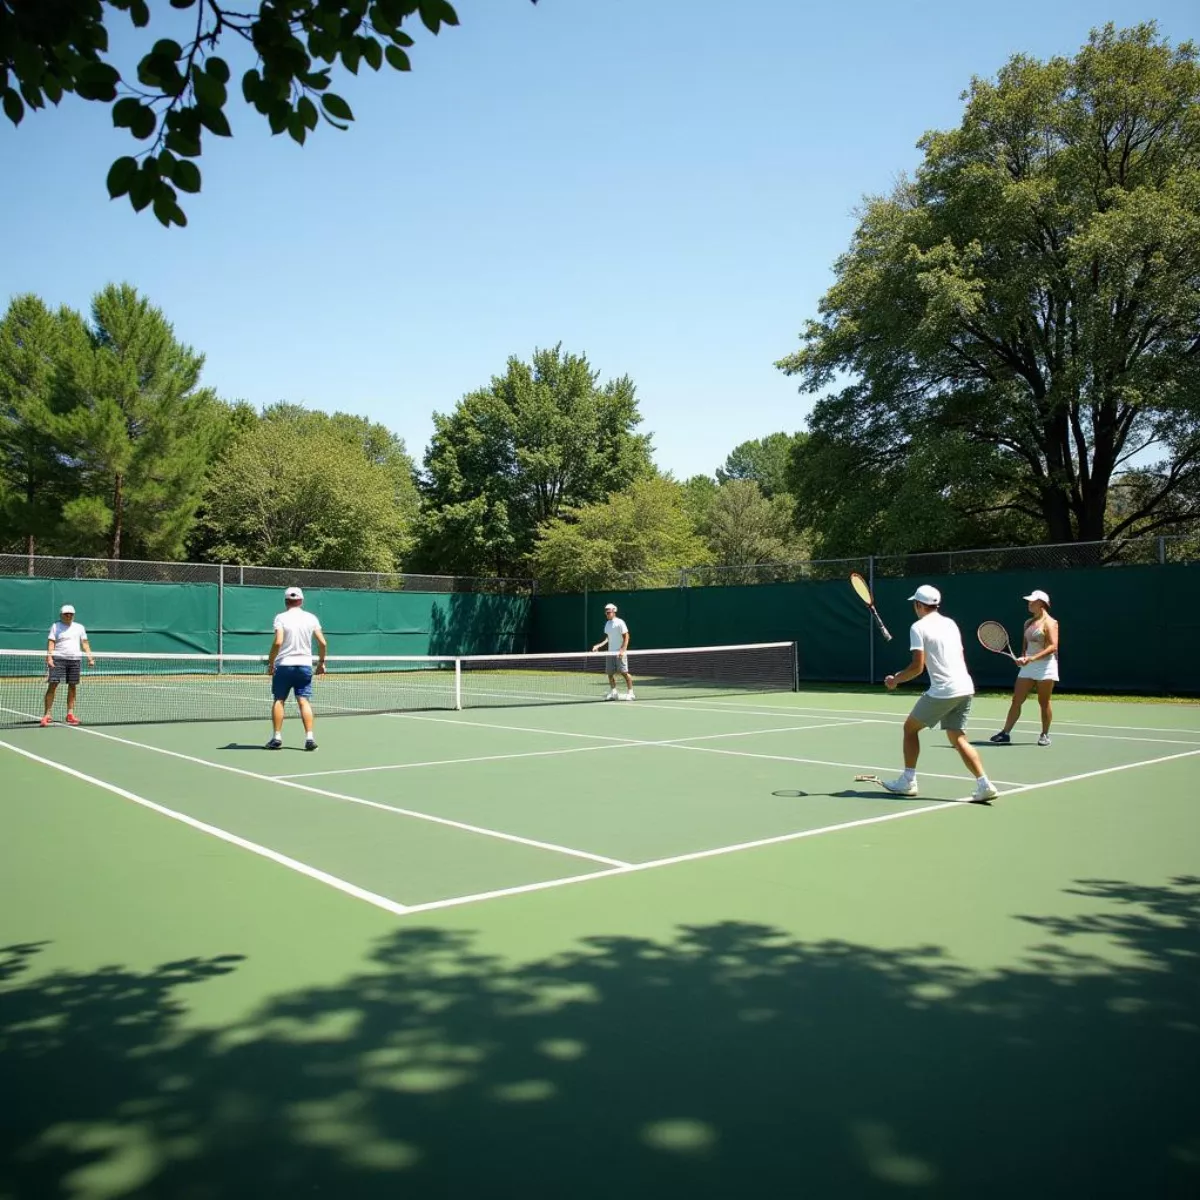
[274,608,323,666]
[48,621,88,659]
[909,611,974,700]
[604,617,629,652]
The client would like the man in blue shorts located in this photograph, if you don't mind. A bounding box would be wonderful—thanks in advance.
[41,603,95,726]
[266,586,326,750]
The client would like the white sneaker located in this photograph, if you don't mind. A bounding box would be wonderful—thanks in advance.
[972,779,999,802]
[606,688,618,701]
[1037,733,1051,747]
[881,776,918,796]
[623,691,636,701]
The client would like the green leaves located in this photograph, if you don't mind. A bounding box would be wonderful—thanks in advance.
[3,0,541,227]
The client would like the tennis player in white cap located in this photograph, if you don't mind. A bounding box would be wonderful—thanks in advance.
[266,586,326,750]
[881,584,997,802]
[592,602,635,700]
[41,603,95,726]
[990,588,1059,746]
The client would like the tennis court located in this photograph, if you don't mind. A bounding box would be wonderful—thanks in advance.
[3,658,1199,1197]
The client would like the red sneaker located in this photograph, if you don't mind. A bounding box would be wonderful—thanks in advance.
[39,715,52,727]
[65,713,80,726]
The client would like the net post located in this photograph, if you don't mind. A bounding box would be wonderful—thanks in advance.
[454,657,463,710]
[792,641,799,692]
[217,564,225,673]
[1157,536,1166,565]
[867,555,876,683]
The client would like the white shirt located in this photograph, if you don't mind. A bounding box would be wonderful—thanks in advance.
[48,621,88,659]
[273,607,323,666]
[604,617,629,653]
[909,611,974,700]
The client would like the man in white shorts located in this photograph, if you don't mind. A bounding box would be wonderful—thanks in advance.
[266,587,327,750]
[881,585,997,802]
[41,603,95,726]
[592,602,635,700]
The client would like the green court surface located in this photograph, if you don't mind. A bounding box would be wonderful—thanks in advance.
[2,689,1199,1198]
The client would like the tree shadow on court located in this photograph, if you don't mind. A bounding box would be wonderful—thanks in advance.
[2,878,1199,1199]
[426,592,532,657]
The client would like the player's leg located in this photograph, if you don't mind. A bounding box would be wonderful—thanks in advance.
[267,667,290,748]
[993,678,1034,742]
[944,697,997,800]
[65,681,79,723]
[882,710,926,795]
[606,667,618,700]
[42,679,58,723]
[622,667,635,699]
[1035,679,1055,743]
[295,667,316,749]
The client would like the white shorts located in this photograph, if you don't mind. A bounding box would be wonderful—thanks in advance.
[1018,656,1059,683]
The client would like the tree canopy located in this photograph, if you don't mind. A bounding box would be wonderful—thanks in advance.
[0,0,537,226]
[415,345,654,577]
[778,23,1200,554]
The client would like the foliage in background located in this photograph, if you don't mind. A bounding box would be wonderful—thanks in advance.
[779,24,1200,555]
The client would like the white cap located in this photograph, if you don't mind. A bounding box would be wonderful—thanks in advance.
[1023,589,1050,604]
[604,602,617,611]
[907,585,942,606]
[60,604,75,614]
[284,586,304,601]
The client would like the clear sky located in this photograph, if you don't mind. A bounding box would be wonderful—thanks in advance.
[1,0,1196,480]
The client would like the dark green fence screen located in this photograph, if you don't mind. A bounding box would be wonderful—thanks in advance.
[531,565,1200,695]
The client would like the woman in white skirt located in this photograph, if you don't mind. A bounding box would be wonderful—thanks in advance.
[990,589,1059,746]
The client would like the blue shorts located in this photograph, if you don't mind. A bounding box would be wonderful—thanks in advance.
[272,664,314,702]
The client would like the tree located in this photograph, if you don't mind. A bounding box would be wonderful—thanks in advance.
[54,284,225,560]
[0,296,76,558]
[777,24,1200,551]
[532,477,712,593]
[715,433,803,498]
[1,1,538,227]
[679,473,720,530]
[700,479,808,572]
[198,404,417,571]
[416,345,654,577]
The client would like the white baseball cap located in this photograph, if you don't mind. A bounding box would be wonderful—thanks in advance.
[60,604,76,614]
[907,585,942,606]
[1023,589,1050,604]
[284,586,304,601]
[604,602,617,611]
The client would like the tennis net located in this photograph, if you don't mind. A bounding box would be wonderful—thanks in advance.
[0,642,797,728]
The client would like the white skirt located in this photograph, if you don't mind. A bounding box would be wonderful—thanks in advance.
[1018,655,1059,682]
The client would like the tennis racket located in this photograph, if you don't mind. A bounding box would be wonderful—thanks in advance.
[977,620,1018,661]
[853,774,883,784]
[849,572,893,641]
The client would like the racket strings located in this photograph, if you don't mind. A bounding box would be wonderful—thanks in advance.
[977,621,1011,653]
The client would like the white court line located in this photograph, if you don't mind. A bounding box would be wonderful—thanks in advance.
[685,696,1200,737]
[24,722,630,869]
[280,718,873,780]
[0,737,413,917]
[397,744,1200,916]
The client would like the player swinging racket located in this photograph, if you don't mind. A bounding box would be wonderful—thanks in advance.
[41,603,95,726]
[592,602,635,700]
[879,585,997,803]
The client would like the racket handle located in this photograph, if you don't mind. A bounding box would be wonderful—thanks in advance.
[872,610,893,641]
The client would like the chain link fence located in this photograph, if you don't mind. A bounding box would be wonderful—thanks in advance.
[0,554,534,594]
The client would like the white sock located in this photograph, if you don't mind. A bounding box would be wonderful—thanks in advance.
[977,774,991,787]
[306,732,315,742]
[901,768,916,783]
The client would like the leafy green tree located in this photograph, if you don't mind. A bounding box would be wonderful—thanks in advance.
[53,284,226,560]
[778,24,1200,550]
[198,404,417,570]
[1,1,537,226]
[416,345,653,576]
[679,473,720,530]
[532,477,711,593]
[700,479,808,571]
[0,296,77,557]
[716,433,803,498]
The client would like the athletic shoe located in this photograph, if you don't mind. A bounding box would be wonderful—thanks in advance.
[65,713,80,726]
[621,691,636,701]
[880,776,918,796]
[606,689,618,701]
[1037,733,1051,746]
[989,731,1011,744]
[305,738,318,751]
[39,715,52,727]
[971,779,999,803]
[266,737,283,750]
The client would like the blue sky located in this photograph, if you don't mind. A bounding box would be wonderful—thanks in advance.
[1,0,1196,480]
